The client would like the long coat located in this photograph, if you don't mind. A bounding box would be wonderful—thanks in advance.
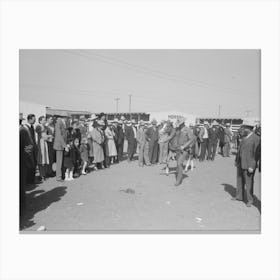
[105,127,117,156]
[146,126,159,163]
[20,125,35,169]
[53,118,67,151]
[35,124,49,165]
[235,133,260,170]
[89,127,104,163]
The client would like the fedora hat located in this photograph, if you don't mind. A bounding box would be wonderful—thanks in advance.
[151,119,157,125]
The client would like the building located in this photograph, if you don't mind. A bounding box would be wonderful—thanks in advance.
[148,111,198,125]
[46,107,92,120]
[104,112,150,121]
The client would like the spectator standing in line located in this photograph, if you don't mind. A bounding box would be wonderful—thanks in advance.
[53,114,67,182]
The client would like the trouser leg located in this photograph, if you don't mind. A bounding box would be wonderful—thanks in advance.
[162,142,168,163]
[236,167,244,200]
[56,150,63,181]
[244,169,255,204]
[158,143,163,163]
[118,142,124,161]
[20,165,27,219]
[143,142,150,164]
[176,151,187,184]
[138,143,144,165]
[200,141,206,160]
[207,141,212,160]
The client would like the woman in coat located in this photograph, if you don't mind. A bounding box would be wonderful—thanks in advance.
[35,116,51,180]
[105,123,117,164]
[89,120,105,168]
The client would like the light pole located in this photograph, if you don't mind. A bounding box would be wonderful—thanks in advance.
[129,94,132,120]
[114,97,120,114]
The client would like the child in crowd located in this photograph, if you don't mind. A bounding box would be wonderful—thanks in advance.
[73,138,81,177]
[80,137,89,175]
[64,137,75,181]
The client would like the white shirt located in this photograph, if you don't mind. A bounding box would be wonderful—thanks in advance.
[202,126,208,138]
[132,126,137,138]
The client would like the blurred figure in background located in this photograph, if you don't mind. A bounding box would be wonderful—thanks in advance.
[198,121,209,161]
[105,122,118,165]
[223,123,233,157]
[125,120,137,162]
[136,120,151,167]
[158,120,169,164]
[53,114,67,182]
[146,119,159,164]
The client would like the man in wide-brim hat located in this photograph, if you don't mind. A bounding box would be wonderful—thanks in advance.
[90,113,98,121]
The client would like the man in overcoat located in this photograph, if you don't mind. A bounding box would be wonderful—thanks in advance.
[207,120,220,161]
[19,113,35,219]
[125,120,137,162]
[232,123,260,207]
[146,119,159,164]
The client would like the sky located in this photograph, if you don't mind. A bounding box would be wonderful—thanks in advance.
[19,49,260,118]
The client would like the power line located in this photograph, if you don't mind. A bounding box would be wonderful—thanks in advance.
[64,50,257,97]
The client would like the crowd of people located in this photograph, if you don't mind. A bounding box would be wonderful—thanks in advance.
[19,111,261,218]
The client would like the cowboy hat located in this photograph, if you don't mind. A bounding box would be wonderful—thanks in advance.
[90,114,98,120]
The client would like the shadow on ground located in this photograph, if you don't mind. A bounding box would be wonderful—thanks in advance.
[20,186,67,230]
[222,183,261,213]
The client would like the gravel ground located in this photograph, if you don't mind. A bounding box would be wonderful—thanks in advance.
[21,152,261,233]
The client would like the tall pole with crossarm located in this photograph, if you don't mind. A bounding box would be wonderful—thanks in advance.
[115,97,120,113]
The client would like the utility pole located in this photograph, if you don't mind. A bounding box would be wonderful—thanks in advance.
[129,94,132,120]
[218,104,222,118]
[114,97,120,113]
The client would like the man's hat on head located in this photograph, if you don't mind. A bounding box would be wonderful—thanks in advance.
[90,114,98,120]
[19,113,25,120]
[113,118,119,123]
[139,120,145,126]
[203,121,209,125]
[212,120,219,126]
[226,122,231,127]
[151,119,157,125]
[120,115,125,121]
[79,115,86,121]
[131,119,136,124]
[242,120,254,129]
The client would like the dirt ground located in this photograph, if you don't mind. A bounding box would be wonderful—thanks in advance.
[21,151,261,233]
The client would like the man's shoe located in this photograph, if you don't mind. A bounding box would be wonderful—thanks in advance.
[246,202,252,207]
[174,182,181,186]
